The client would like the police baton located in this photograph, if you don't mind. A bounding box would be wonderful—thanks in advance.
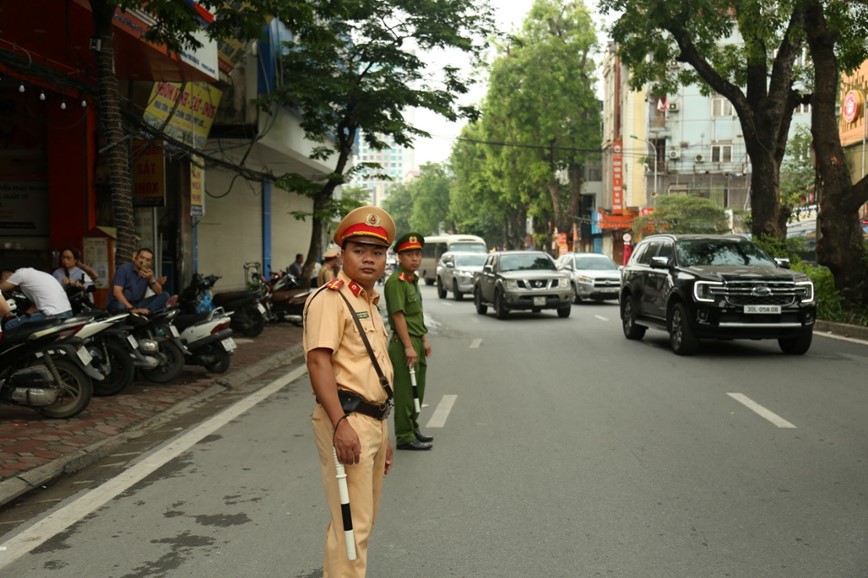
[332,447,357,560]
[409,365,421,413]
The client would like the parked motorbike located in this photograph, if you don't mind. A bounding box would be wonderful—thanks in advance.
[257,271,311,326]
[183,273,266,337]
[127,308,188,384]
[173,307,236,373]
[0,315,96,418]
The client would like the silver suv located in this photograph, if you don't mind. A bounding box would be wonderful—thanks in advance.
[473,251,572,319]
[436,251,487,301]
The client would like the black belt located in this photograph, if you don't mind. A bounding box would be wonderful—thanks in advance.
[319,389,392,421]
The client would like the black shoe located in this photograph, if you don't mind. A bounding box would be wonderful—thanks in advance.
[397,440,432,451]
[414,431,434,443]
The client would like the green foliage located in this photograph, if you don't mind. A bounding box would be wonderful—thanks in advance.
[780,126,816,211]
[631,195,729,235]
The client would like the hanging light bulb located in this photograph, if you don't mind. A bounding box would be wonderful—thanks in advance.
[81,100,87,108]
[60,101,67,110]
[39,91,46,101]
[18,84,25,93]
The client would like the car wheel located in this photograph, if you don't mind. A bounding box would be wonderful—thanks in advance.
[571,283,582,304]
[621,294,646,340]
[453,280,463,301]
[778,328,813,355]
[557,305,571,318]
[494,289,509,319]
[669,302,699,355]
[437,278,447,299]
[474,287,487,315]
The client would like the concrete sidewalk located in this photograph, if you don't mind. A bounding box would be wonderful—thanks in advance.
[0,323,304,508]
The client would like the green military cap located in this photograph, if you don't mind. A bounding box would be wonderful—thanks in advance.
[394,232,425,253]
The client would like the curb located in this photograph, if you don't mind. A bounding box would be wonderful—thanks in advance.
[0,344,305,509]
[814,320,868,343]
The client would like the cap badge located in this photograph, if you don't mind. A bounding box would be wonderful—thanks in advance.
[365,213,381,227]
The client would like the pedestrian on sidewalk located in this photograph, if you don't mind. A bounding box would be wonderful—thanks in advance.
[105,248,176,314]
[316,246,341,287]
[383,233,433,451]
[304,205,396,577]
[1,268,73,331]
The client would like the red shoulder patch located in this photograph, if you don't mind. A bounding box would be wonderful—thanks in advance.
[325,279,344,291]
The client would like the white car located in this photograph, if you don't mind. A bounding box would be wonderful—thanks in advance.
[556,252,621,304]
[436,251,487,300]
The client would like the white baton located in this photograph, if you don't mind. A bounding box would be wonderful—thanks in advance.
[409,366,421,413]
[332,447,357,560]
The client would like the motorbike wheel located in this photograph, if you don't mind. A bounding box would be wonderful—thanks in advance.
[140,340,185,384]
[204,349,232,374]
[91,340,136,396]
[241,308,266,337]
[37,358,94,419]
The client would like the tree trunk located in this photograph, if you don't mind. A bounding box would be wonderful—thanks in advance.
[744,146,788,239]
[804,0,868,303]
[90,0,137,268]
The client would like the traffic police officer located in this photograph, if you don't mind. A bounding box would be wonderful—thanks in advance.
[383,232,434,450]
[304,205,396,577]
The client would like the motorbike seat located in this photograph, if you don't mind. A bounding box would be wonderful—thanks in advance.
[173,312,212,332]
[211,290,259,306]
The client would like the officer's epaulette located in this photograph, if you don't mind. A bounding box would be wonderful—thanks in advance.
[325,279,344,291]
[398,272,416,282]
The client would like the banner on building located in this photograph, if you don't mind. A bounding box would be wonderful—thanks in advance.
[191,155,205,217]
[132,140,166,207]
[612,140,623,214]
[143,82,222,149]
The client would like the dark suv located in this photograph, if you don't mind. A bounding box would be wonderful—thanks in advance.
[619,234,816,355]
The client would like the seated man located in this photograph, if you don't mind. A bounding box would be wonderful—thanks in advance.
[0,268,73,331]
[106,248,175,314]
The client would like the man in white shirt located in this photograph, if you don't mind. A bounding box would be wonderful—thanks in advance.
[0,268,73,331]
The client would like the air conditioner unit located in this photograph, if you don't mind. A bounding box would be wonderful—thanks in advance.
[668,102,680,112]
[695,154,704,162]
[668,150,681,160]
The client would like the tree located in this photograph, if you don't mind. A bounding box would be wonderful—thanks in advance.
[779,126,816,213]
[598,0,868,302]
[631,195,729,235]
[268,0,494,284]
[88,0,296,267]
[476,0,600,252]
[382,184,414,235]
[408,163,453,235]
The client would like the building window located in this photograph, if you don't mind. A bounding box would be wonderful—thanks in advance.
[712,96,733,117]
[711,144,733,163]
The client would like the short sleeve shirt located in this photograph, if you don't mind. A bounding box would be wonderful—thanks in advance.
[383,268,428,337]
[303,271,394,404]
[7,268,72,315]
[107,261,148,308]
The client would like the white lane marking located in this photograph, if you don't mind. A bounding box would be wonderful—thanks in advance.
[816,332,868,345]
[594,315,609,322]
[0,365,309,569]
[727,393,797,429]
[426,395,457,429]
[470,338,482,349]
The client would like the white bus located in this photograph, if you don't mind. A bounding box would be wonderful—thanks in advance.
[420,234,487,285]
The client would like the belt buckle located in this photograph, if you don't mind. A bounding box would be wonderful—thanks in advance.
[380,401,392,420]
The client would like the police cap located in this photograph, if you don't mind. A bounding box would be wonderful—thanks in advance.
[394,232,425,253]
[333,206,396,248]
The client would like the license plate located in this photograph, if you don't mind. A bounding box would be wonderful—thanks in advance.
[533,296,546,306]
[170,325,180,338]
[77,346,93,366]
[744,304,781,314]
[221,337,237,352]
[257,303,266,315]
[127,335,139,349]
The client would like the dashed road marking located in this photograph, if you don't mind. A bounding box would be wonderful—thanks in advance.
[426,395,457,429]
[594,315,609,322]
[727,393,797,428]
[470,338,482,349]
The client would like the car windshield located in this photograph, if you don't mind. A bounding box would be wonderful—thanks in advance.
[455,254,487,267]
[499,253,556,272]
[676,239,776,267]
[574,255,617,270]
[450,242,486,253]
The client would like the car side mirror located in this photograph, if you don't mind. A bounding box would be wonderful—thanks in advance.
[650,256,670,269]
[446,262,455,269]
[483,265,493,273]
[774,257,791,269]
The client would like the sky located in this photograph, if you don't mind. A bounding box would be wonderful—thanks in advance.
[410,0,612,169]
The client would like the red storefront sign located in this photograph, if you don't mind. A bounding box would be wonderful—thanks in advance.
[612,140,623,214]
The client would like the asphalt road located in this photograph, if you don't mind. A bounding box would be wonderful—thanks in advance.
[1,285,866,577]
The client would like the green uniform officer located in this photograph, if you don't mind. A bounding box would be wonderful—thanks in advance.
[384,233,434,451]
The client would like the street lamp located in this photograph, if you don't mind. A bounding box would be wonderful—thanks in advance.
[629,134,659,199]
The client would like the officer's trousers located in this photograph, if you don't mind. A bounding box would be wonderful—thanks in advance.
[388,335,426,444]
[312,404,389,577]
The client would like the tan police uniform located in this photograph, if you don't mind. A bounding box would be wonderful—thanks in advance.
[304,205,395,577]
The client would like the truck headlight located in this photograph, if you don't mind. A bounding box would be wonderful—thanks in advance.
[504,279,518,290]
[796,281,814,304]
[694,281,723,303]
[558,277,569,288]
